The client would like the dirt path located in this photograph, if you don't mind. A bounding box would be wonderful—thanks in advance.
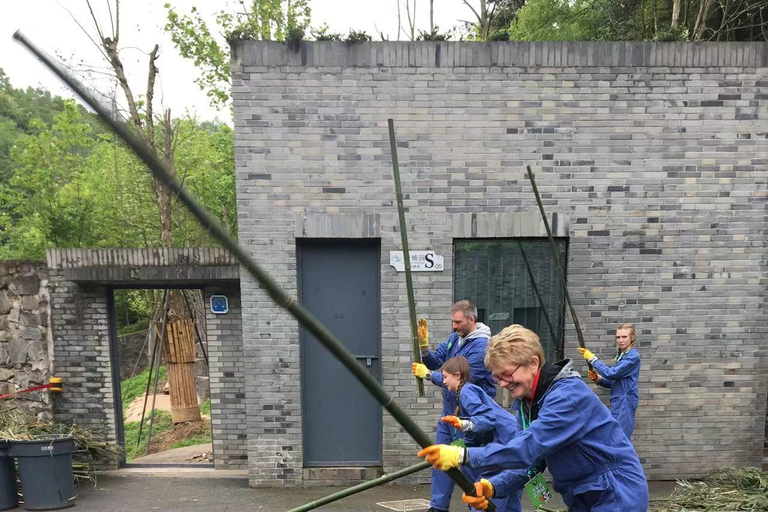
[130,443,213,464]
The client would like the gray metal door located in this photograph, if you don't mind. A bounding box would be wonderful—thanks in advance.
[298,239,382,466]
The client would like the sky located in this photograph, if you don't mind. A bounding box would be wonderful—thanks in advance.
[0,0,474,123]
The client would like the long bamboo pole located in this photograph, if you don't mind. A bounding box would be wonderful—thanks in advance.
[136,289,169,447]
[285,462,431,512]
[145,295,171,454]
[525,166,591,369]
[388,119,424,398]
[13,32,491,510]
[517,241,559,347]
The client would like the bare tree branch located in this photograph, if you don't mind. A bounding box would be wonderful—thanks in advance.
[86,0,107,43]
[56,1,111,63]
[146,44,160,151]
[106,0,115,39]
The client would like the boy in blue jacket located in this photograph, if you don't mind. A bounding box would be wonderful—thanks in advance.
[411,300,495,512]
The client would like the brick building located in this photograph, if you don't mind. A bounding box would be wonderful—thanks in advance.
[231,41,768,486]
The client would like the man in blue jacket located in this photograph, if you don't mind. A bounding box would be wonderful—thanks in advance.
[411,300,495,512]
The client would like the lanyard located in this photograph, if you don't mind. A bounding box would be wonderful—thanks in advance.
[614,351,625,365]
[519,402,539,478]
[520,403,530,431]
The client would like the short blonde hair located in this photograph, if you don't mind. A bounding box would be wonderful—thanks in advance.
[485,324,545,371]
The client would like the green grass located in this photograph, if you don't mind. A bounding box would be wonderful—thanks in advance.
[123,410,173,461]
[199,399,211,417]
[169,431,212,450]
[121,365,167,413]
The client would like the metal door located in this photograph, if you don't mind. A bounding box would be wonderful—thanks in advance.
[298,239,382,466]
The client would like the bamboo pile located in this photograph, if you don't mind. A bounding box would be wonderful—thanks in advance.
[0,406,122,482]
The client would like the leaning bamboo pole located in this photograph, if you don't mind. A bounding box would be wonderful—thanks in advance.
[13,33,493,510]
[388,119,424,398]
[525,166,591,369]
[285,462,431,512]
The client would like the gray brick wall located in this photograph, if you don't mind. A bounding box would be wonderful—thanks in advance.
[232,41,768,484]
[204,286,248,468]
[45,248,244,469]
[47,270,115,449]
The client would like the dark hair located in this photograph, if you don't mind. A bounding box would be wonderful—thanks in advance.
[451,300,478,321]
[442,356,471,415]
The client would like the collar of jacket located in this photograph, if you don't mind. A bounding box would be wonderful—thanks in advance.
[530,359,573,421]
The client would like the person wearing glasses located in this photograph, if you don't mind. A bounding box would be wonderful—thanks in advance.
[417,325,649,512]
[411,300,495,512]
[579,323,641,439]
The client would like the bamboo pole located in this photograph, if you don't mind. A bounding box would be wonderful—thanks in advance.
[517,241,559,347]
[387,119,424,398]
[285,462,431,512]
[525,166,591,369]
[136,290,169,447]
[14,33,492,510]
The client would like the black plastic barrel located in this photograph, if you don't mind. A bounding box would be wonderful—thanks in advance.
[0,440,18,510]
[10,438,75,511]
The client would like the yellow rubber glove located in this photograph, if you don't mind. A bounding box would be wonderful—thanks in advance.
[441,415,463,429]
[417,444,463,471]
[417,318,429,349]
[462,479,494,511]
[578,347,596,361]
[588,369,600,382]
[412,362,429,379]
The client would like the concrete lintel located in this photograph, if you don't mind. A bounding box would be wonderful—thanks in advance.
[63,265,240,285]
[452,212,570,238]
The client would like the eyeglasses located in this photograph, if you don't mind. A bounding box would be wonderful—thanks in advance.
[491,365,521,385]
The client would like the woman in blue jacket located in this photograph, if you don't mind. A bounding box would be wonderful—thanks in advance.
[417,325,649,512]
[579,323,641,439]
[439,356,524,512]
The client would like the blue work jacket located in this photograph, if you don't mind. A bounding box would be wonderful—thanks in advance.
[593,348,641,439]
[467,361,649,512]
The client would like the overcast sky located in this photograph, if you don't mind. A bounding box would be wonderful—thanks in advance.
[1,0,473,122]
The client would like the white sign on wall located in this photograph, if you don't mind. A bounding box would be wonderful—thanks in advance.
[389,251,444,272]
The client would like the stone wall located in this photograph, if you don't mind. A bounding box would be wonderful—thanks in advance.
[232,41,768,484]
[0,261,53,420]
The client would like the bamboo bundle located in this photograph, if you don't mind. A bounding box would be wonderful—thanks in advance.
[161,319,201,423]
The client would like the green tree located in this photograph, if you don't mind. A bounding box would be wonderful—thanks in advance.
[508,0,767,41]
[0,69,68,183]
[0,101,105,258]
[164,0,311,109]
[508,0,609,40]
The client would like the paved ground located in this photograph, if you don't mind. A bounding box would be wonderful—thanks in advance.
[71,470,677,512]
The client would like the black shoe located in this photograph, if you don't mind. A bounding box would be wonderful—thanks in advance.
[428,508,448,512]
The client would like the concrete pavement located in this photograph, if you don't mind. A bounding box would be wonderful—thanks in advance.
[72,470,677,512]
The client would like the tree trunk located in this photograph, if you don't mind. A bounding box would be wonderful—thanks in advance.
[430,0,434,31]
[672,0,682,27]
[694,0,714,40]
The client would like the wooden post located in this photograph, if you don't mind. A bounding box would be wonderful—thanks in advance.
[162,318,202,423]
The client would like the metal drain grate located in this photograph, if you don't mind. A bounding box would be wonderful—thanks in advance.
[376,498,431,511]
